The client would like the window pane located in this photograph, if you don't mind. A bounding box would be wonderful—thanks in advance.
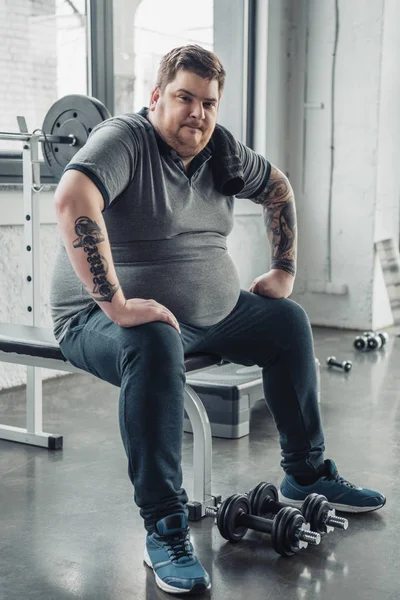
[0,0,88,151]
[114,0,213,115]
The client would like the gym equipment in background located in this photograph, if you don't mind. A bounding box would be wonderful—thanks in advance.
[0,94,111,181]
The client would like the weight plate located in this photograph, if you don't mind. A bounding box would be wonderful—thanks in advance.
[248,482,278,517]
[302,493,320,528]
[303,493,331,534]
[367,336,380,349]
[272,506,304,556]
[354,338,365,350]
[218,494,250,542]
[89,96,113,122]
[42,94,111,180]
[284,509,307,555]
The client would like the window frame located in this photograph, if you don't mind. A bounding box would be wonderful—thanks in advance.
[0,0,257,184]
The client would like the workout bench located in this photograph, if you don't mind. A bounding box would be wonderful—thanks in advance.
[0,324,224,519]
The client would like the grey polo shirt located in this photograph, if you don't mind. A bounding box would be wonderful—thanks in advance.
[50,110,271,342]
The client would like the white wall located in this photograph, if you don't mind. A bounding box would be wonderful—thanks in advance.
[372,0,400,328]
[263,0,400,330]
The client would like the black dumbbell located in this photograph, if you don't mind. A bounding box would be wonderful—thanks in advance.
[367,331,389,350]
[205,493,321,556]
[247,482,348,535]
[327,356,352,372]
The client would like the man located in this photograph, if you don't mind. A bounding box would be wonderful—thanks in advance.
[50,45,385,595]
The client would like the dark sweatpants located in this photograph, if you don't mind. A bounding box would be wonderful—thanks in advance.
[59,289,325,532]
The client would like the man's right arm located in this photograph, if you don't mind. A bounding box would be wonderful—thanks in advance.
[54,169,127,323]
[54,169,181,333]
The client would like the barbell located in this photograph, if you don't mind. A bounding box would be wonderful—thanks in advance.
[0,95,111,180]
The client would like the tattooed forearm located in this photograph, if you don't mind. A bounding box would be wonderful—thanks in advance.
[72,216,120,302]
[252,167,297,276]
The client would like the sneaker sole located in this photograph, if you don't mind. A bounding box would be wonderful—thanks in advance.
[143,547,211,595]
[278,491,386,514]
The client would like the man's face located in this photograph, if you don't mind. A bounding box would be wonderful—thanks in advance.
[148,69,220,164]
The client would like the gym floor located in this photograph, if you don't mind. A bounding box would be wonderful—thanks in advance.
[0,326,398,600]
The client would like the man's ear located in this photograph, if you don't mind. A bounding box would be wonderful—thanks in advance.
[149,86,160,111]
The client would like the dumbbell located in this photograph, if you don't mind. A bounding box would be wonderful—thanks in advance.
[205,493,321,556]
[327,356,352,372]
[354,331,389,351]
[354,331,374,351]
[247,482,348,535]
[367,331,389,350]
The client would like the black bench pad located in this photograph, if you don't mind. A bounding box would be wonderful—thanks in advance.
[0,323,224,373]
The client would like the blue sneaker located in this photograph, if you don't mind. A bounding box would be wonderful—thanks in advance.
[279,459,386,513]
[144,513,211,595]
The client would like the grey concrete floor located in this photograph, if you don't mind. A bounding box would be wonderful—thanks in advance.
[0,326,398,600]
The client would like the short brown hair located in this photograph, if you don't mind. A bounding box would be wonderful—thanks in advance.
[156,45,226,95]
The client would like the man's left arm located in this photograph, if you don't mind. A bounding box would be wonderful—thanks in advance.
[249,165,297,299]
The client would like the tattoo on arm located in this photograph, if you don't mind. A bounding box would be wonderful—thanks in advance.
[252,167,297,276]
[72,216,120,302]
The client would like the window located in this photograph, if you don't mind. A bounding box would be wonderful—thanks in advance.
[0,0,88,151]
[113,0,214,115]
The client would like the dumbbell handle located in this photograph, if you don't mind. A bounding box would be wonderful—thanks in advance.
[327,357,345,367]
[236,510,318,544]
[258,497,348,531]
[236,510,274,534]
[259,497,286,515]
[206,505,274,535]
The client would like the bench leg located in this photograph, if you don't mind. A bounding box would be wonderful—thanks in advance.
[0,366,63,449]
[183,383,220,521]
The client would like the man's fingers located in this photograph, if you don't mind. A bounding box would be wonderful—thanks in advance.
[161,308,181,333]
[249,281,257,293]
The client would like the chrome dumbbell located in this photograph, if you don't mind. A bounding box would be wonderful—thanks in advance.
[354,330,389,351]
[367,331,389,350]
[327,356,352,372]
[354,331,374,351]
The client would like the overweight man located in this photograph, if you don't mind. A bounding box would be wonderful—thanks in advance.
[50,45,385,595]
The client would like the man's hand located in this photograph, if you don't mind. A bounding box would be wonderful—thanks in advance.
[112,298,181,334]
[249,269,294,299]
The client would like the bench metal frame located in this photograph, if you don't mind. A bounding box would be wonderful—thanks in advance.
[0,344,219,518]
[0,137,220,518]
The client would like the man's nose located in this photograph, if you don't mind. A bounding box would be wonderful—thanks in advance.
[189,102,205,120]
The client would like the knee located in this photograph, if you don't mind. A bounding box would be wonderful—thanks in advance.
[278,298,312,334]
[122,321,184,369]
